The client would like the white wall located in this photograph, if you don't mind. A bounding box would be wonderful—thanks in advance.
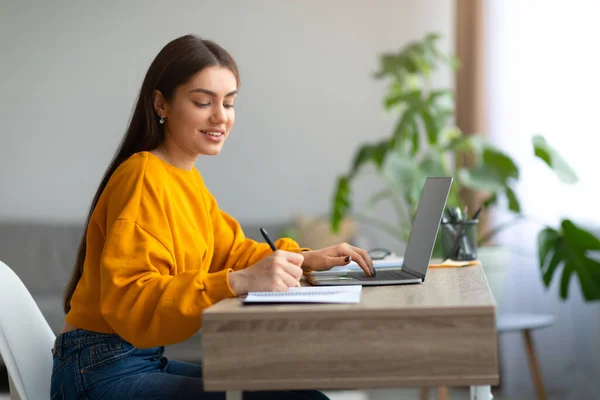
[0,0,454,234]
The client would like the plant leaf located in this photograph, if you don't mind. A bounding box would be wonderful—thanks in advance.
[562,221,600,301]
[458,167,505,193]
[538,227,562,287]
[538,219,600,301]
[563,220,600,251]
[560,262,574,300]
[384,90,421,110]
[382,151,426,214]
[409,118,420,153]
[567,253,600,301]
[482,147,519,182]
[350,144,372,174]
[434,108,454,132]
[350,140,391,175]
[330,176,351,232]
[544,244,565,287]
[419,108,438,144]
[373,54,401,79]
[419,152,448,179]
[392,111,420,154]
[505,185,521,213]
[533,135,578,184]
[424,32,441,44]
[427,90,454,114]
[372,141,389,168]
[482,193,498,209]
[445,134,486,155]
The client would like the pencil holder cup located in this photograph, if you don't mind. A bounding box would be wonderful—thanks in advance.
[441,220,479,261]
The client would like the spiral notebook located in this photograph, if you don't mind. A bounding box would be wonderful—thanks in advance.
[244,285,362,304]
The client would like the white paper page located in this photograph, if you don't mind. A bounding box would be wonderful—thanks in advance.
[244,285,362,304]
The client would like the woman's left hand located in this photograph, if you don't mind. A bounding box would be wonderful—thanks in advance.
[302,243,375,276]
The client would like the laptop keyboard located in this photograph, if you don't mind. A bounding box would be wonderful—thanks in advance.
[347,269,419,281]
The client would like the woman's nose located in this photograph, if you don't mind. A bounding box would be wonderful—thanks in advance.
[210,105,227,124]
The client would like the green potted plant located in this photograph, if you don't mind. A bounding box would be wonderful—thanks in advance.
[329,33,600,302]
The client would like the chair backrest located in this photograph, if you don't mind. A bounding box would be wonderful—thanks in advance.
[0,260,56,400]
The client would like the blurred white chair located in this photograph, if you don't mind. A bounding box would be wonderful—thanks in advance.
[496,313,555,400]
[0,259,56,400]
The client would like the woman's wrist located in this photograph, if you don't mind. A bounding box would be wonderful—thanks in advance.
[300,250,315,273]
[228,270,247,296]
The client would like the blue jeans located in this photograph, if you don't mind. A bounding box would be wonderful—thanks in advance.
[50,329,330,399]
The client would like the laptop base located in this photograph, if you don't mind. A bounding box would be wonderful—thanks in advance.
[307,268,423,286]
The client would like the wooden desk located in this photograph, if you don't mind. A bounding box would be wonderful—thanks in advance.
[202,265,499,400]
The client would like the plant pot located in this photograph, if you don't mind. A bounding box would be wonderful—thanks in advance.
[477,245,509,312]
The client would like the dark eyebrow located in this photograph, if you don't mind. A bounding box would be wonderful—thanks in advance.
[189,88,238,97]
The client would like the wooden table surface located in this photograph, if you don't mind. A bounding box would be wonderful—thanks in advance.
[202,264,499,391]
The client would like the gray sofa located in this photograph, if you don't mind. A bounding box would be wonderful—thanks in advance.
[0,220,287,365]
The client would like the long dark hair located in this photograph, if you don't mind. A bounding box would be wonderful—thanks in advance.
[63,34,240,313]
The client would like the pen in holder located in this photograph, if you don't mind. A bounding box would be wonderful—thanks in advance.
[441,207,480,261]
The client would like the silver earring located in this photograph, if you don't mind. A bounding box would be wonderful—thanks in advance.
[159,117,164,124]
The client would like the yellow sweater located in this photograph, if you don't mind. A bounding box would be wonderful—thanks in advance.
[66,151,306,348]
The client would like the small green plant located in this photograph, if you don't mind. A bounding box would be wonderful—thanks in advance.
[330,33,600,301]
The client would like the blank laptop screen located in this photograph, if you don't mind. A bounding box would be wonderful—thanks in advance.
[402,177,452,278]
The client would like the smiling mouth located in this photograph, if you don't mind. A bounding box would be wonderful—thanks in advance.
[201,131,223,137]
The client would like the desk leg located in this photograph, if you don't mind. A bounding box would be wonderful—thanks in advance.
[470,386,493,400]
[226,391,242,400]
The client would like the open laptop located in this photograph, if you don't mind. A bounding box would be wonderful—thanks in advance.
[309,177,452,286]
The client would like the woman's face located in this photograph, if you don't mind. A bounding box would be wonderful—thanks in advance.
[159,66,238,156]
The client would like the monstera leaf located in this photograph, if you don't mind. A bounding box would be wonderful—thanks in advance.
[533,135,578,184]
[538,219,600,301]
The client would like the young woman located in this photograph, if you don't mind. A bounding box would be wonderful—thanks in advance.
[50,34,374,400]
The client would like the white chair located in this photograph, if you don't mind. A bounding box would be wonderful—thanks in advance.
[496,313,555,400]
[0,259,56,400]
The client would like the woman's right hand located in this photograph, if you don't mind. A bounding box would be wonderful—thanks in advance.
[228,250,304,295]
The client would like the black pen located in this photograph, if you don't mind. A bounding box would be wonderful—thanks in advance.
[260,227,301,287]
[472,206,483,221]
[260,227,277,251]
